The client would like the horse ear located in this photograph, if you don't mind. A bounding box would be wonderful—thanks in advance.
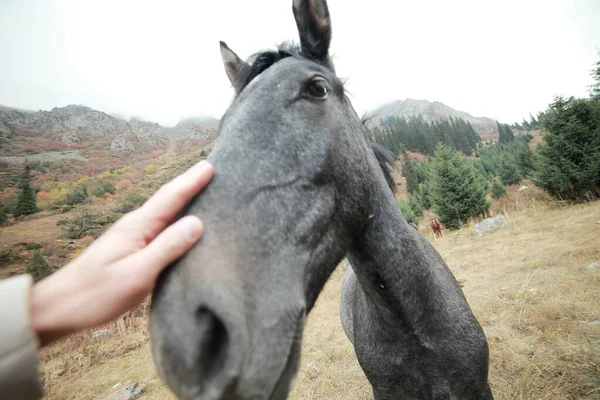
[220,41,250,93]
[292,0,332,62]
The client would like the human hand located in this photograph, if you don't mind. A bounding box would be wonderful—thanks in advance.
[30,160,214,346]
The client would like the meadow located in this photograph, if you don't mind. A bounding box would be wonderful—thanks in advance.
[11,186,597,399]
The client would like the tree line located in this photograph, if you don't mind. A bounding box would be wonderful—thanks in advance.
[371,115,481,156]
[386,53,600,229]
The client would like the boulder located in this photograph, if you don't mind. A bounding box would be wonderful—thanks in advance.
[93,380,146,400]
[474,216,508,235]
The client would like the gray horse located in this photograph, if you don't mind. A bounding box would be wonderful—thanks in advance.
[150,0,493,399]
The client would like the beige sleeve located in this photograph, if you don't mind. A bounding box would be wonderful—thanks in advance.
[0,275,44,399]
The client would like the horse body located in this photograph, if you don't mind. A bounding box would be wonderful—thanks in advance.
[340,170,493,399]
[150,1,492,399]
[430,217,443,238]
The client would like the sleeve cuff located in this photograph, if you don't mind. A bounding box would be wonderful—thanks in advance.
[0,275,44,399]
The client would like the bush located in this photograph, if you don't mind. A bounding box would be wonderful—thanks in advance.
[27,250,54,282]
[398,199,418,224]
[491,178,507,200]
[0,204,6,225]
[58,208,120,239]
[92,180,116,198]
[67,184,89,205]
[398,194,423,225]
[112,191,149,213]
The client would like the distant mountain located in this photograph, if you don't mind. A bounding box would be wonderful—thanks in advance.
[167,117,220,144]
[0,105,219,156]
[369,99,498,138]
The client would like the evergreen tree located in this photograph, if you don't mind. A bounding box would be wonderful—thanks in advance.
[26,250,53,282]
[514,142,535,177]
[498,157,522,185]
[14,165,38,216]
[497,122,515,143]
[0,204,6,225]
[534,96,600,200]
[429,143,490,229]
[397,199,418,225]
[491,178,507,199]
[592,55,600,100]
[408,192,424,221]
[402,157,419,195]
[420,181,433,209]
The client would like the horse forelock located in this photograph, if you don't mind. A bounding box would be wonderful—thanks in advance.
[235,42,335,96]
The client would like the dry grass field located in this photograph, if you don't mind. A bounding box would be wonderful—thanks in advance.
[24,194,600,399]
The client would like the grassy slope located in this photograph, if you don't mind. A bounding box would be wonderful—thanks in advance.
[34,200,600,399]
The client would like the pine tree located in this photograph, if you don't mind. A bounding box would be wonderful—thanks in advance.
[402,157,419,195]
[499,156,522,185]
[26,250,53,282]
[14,165,38,216]
[591,52,600,100]
[534,96,600,200]
[420,181,433,209]
[0,204,6,225]
[497,122,515,143]
[429,143,490,229]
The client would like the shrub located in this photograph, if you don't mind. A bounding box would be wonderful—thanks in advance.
[58,208,120,239]
[112,191,148,213]
[491,178,507,200]
[66,185,89,206]
[27,250,54,282]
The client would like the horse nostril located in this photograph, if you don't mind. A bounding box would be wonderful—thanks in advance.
[195,306,230,381]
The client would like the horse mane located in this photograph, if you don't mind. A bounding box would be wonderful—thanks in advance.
[370,143,397,194]
[236,46,396,194]
[360,115,396,194]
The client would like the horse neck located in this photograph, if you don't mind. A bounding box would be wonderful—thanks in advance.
[346,172,468,330]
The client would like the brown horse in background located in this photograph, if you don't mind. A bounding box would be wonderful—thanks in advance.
[430,217,443,238]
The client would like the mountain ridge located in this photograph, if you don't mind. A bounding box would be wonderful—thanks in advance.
[369,98,499,138]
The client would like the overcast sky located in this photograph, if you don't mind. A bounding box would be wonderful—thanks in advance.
[0,0,598,126]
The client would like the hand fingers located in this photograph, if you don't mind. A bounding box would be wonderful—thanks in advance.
[142,160,214,223]
[110,160,214,243]
[120,215,204,285]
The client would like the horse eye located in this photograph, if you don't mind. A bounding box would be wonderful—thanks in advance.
[305,78,329,99]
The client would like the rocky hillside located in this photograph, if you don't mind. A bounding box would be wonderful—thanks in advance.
[369,99,499,139]
[167,117,220,145]
[0,105,219,156]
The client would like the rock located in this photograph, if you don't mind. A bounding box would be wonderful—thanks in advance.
[518,185,529,192]
[528,288,538,296]
[579,320,600,326]
[474,216,508,235]
[93,380,146,400]
[306,361,319,380]
[586,262,598,270]
[91,329,110,340]
[453,232,462,236]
